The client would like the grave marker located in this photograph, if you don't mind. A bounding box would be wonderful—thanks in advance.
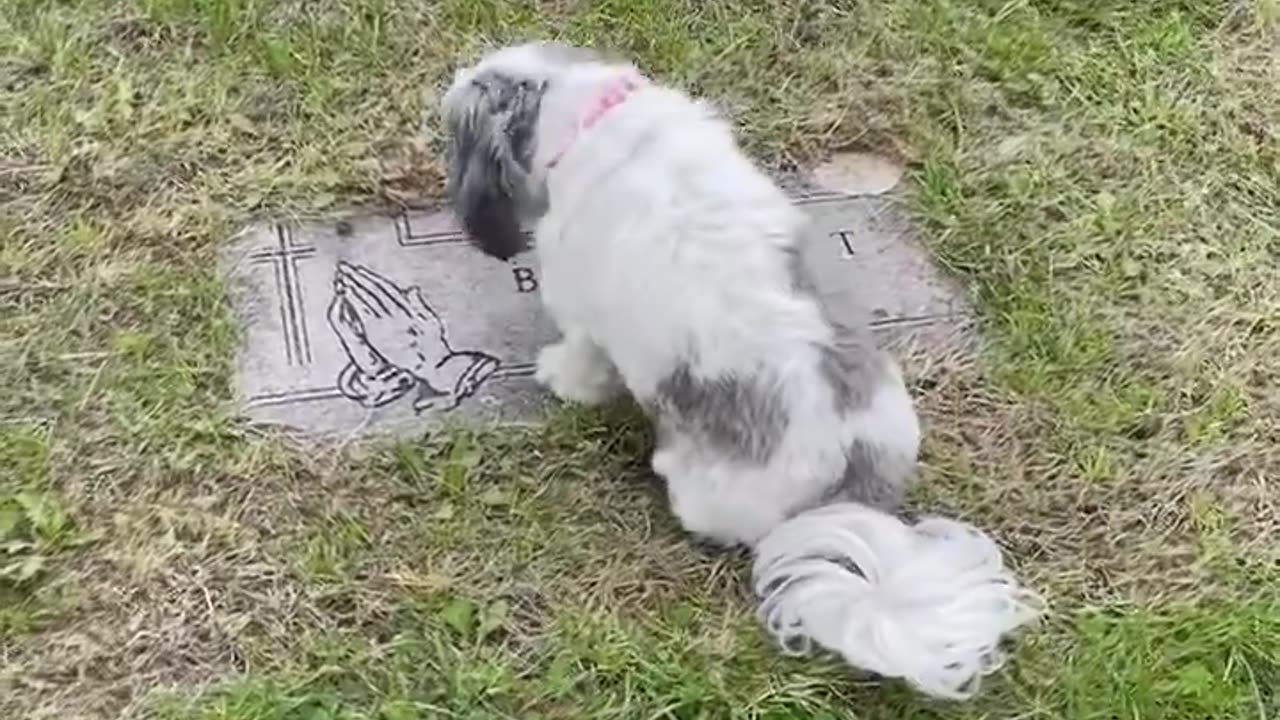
[222,161,971,439]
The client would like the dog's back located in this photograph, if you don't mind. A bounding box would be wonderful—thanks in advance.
[535,81,919,546]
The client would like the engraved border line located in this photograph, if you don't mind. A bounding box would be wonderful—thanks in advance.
[391,190,857,248]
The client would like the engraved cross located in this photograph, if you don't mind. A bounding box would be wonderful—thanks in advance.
[249,225,317,366]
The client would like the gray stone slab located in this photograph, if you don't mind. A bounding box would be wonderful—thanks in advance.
[222,183,971,440]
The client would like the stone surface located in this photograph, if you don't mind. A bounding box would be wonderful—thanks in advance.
[811,152,905,197]
[222,185,970,439]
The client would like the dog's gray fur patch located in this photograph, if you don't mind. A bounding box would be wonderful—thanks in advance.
[786,247,912,514]
[443,70,547,260]
[785,245,886,415]
[654,363,789,465]
[819,436,908,511]
[819,342,884,415]
[454,70,546,171]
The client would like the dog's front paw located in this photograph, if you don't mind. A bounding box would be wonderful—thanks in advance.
[535,342,568,388]
[536,341,619,406]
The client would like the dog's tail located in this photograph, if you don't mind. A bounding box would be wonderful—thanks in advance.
[751,501,1042,699]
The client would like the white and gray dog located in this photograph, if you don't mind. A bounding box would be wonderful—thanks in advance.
[440,43,1041,699]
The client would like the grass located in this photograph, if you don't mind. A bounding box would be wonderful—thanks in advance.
[3,0,1279,717]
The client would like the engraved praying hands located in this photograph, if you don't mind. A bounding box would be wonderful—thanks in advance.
[326,261,498,412]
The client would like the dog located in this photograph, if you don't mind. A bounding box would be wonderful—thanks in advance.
[440,42,1042,699]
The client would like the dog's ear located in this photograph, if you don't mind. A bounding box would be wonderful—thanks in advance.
[444,73,546,261]
[448,130,527,261]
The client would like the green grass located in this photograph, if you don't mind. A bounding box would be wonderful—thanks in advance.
[4,0,1280,718]
[144,597,1280,719]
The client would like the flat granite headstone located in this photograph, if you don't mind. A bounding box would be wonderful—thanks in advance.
[222,165,971,439]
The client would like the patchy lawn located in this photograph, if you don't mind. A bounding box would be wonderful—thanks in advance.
[3,0,1279,718]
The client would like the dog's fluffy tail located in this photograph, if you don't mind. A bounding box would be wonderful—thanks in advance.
[751,502,1042,699]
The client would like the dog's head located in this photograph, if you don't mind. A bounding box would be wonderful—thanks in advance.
[440,43,601,260]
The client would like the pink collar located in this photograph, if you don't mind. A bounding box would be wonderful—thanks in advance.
[546,73,645,169]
